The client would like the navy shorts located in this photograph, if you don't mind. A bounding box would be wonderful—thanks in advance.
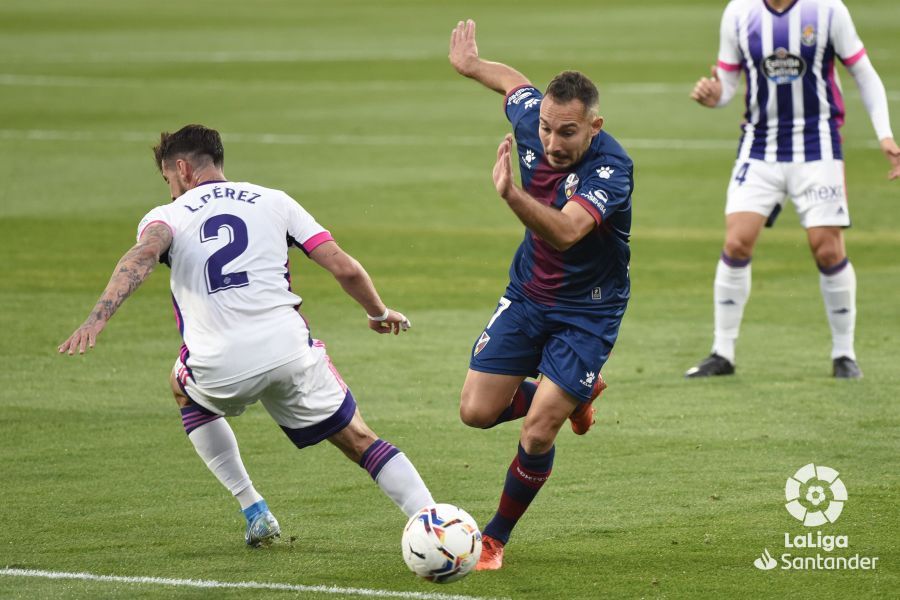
[469,291,624,402]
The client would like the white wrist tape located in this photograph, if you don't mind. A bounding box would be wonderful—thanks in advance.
[367,307,390,322]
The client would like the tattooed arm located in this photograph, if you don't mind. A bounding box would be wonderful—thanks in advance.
[58,223,173,355]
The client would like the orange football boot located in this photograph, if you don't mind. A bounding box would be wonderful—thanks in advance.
[569,373,606,435]
[476,534,505,571]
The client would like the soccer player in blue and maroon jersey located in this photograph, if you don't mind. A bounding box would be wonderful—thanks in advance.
[687,0,900,379]
[449,19,634,570]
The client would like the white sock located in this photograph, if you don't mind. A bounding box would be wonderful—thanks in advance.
[819,260,856,360]
[712,256,751,364]
[375,454,435,518]
[188,418,261,509]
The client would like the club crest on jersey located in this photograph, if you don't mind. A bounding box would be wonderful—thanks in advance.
[764,47,807,84]
[801,24,817,47]
[474,331,491,356]
[564,173,580,199]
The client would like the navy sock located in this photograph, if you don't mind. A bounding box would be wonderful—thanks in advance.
[483,443,554,544]
[485,381,537,428]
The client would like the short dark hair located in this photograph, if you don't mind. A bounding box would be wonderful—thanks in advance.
[153,124,224,171]
[545,71,600,115]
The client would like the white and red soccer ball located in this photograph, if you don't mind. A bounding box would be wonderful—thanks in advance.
[401,504,482,583]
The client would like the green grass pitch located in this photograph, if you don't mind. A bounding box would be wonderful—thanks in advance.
[1,0,898,598]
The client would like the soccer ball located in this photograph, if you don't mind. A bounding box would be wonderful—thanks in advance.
[401,504,482,583]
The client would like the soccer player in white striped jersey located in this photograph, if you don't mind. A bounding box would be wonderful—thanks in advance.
[59,125,434,546]
[687,0,900,379]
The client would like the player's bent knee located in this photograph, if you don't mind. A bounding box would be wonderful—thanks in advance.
[520,428,556,455]
[723,239,753,262]
[520,421,559,454]
[458,402,494,429]
[814,248,845,269]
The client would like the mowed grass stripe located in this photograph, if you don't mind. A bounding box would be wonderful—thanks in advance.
[0,128,886,151]
[2,73,896,101]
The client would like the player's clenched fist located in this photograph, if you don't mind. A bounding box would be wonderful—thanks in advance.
[691,65,723,108]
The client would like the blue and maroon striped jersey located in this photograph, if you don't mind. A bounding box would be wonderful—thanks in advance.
[504,85,633,311]
[717,0,867,162]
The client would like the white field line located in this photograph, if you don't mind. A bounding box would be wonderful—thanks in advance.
[0,128,883,151]
[0,567,506,600]
[2,73,895,100]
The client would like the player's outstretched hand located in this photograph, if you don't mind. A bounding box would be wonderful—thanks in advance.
[58,320,105,355]
[449,19,479,77]
[690,65,722,108]
[368,309,412,336]
[880,138,900,180]
[493,134,514,200]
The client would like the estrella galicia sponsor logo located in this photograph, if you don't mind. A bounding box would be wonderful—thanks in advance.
[564,173,579,199]
[753,464,879,572]
[506,88,533,106]
[473,331,490,356]
[764,47,807,84]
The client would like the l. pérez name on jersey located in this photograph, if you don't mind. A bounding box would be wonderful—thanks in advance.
[184,185,261,213]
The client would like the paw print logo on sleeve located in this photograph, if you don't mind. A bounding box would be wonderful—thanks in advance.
[522,149,536,169]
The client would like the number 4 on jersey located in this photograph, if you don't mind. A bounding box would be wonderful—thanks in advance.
[201,214,250,294]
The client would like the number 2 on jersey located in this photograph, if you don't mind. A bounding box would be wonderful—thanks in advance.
[201,214,250,294]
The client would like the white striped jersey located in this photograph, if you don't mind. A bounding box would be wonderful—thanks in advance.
[717,0,867,162]
[137,181,332,386]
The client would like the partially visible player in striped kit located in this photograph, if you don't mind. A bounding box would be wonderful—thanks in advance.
[687,0,900,379]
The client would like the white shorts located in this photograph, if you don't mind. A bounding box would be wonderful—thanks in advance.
[173,340,355,448]
[725,159,850,228]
